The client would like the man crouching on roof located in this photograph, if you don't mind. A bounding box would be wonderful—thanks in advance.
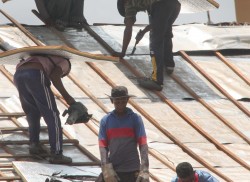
[34,0,88,31]
[14,54,88,164]
[96,86,150,182]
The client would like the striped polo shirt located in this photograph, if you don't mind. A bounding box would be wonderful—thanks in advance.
[99,107,147,172]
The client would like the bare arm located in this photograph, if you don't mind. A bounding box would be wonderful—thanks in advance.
[49,67,75,105]
[113,17,135,58]
[99,147,109,165]
[139,144,149,171]
[122,17,135,55]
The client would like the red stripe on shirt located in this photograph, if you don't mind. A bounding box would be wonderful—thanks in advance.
[99,139,107,147]
[107,128,135,140]
[138,136,147,145]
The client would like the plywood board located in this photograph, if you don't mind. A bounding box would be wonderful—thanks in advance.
[0,45,118,65]
[13,161,101,182]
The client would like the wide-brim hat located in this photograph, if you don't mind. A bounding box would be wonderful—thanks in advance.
[117,0,125,17]
[106,86,135,99]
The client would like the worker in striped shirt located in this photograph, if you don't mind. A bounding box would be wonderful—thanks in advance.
[97,86,149,182]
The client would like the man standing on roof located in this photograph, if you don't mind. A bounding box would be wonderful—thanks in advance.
[34,0,88,31]
[14,54,89,164]
[171,162,219,182]
[96,86,150,182]
[114,0,181,91]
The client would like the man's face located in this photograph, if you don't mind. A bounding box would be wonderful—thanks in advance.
[112,97,129,114]
[178,173,195,182]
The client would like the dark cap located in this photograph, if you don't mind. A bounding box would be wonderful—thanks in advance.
[108,86,135,98]
[117,0,125,17]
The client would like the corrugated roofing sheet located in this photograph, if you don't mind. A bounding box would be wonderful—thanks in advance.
[0,14,250,182]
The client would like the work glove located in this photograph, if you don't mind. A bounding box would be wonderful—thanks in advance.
[102,163,120,182]
[136,169,150,182]
[62,102,92,125]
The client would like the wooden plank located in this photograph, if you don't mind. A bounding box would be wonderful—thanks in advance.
[0,126,47,132]
[0,45,118,64]
[0,153,49,158]
[0,163,12,168]
[0,176,21,180]
[215,51,250,86]
[32,9,76,49]
[0,9,43,46]
[13,161,100,182]
[0,139,79,145]
[180,50,250,118]
[0,113,25,117]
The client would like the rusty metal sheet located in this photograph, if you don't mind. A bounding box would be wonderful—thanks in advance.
[185,143,242,167]
[140,101,216,143]
[218,167,250,182]
[190,56,250,99]
[205,100,250,138]
[174,101,247,144]
[150,168,175,182]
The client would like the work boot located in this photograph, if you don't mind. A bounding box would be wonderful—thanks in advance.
[166,66,174,75]
[166,60,175,75]
[49,153,72,164]
[138,78,163,91]
[29,143,49,156]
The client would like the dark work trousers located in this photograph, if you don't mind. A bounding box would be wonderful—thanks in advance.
[45,0,85,25]
[14,69,63,154]
[150,0,181,85]
[95,171,139,182]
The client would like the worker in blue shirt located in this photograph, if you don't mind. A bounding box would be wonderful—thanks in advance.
[171,162,219,182]
[96,86,149,182]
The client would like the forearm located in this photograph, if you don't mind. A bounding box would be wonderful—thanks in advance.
[50,75,75,105]
[99,147,109,165]
[121,25,133,55]
[140,144,149,170]
[54,84,75,105]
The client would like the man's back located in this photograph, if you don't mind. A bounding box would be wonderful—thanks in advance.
[171,170,219,182]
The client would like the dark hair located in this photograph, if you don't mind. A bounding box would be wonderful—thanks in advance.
[176,162,194,178]
[117,0,125,17]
